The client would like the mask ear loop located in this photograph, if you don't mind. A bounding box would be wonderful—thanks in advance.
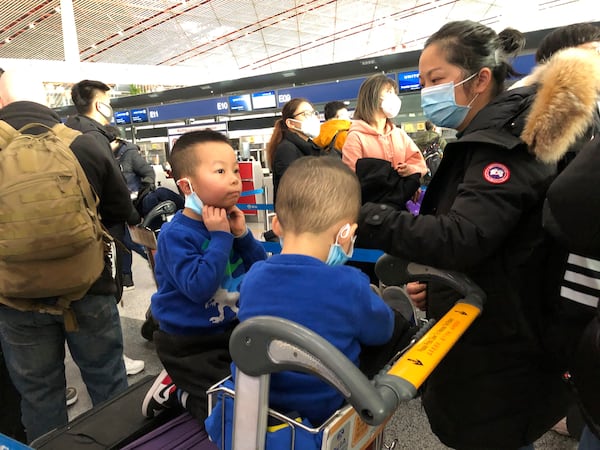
[177,178,193,192]
[335,223,357,256]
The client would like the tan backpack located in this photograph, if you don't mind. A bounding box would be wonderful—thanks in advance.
[0,121,108,330]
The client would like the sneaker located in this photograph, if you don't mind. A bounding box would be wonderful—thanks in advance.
[142,369,180,418]
[122,274,135,291]
[124,354,145,376]
[382,286,415,322]
[66,387,78,407]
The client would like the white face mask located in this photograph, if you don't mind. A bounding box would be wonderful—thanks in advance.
[97,101,113,122]
[381,92,402,119]
[291,116,321,139]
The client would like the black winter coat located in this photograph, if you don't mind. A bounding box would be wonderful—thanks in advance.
[359,86,570,449]
[545,134,600,436]
[272,130,321,203]
[0,102,134,297]
[115,142,156,194]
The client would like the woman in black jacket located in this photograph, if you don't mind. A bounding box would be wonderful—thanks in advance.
[358,20,600,450]
[266,97,322,204]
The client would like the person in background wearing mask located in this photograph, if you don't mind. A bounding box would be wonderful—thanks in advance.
[357,20,598,449]
[265,97,322,204]
[66,80,145,377]
[342,74,426,286]
[342,74,426,179]
[313,100,352,157]
[66,79,115,153]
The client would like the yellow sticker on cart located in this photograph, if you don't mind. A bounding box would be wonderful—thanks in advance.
[387,302,481,388]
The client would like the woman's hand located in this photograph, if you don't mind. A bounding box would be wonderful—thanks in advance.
[396,162,414,176]
[406,281,427,311]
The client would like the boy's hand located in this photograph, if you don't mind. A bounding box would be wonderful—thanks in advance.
[227,205,247,237]
[406,281,427,311]
[202,206,230,233]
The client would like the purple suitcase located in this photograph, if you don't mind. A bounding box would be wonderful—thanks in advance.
[121,413,217,450]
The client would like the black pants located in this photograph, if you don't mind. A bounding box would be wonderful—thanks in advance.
[359,311,416,379]
[154,323,237,422]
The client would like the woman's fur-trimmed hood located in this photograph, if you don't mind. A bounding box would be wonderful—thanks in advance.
[520,47,600,163]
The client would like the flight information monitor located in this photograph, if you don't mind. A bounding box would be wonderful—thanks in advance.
[251,90,277,110]
[229,94,252,112]
[114,110,131,125]
[398,70,421,92]
[131,108,149,123]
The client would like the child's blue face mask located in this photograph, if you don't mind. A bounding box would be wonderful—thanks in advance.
[325,223,356,266]
[179,178,204,215]
[420,72,478,129]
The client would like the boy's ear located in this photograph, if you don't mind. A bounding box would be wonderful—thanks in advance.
[177,178,192,195]
[271,215,282,237]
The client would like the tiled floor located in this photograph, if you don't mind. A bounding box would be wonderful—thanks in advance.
[62,218,578,449]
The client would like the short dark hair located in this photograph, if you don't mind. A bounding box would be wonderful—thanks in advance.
[276,156,360,234]
[425,120,434,131]
[169,129,231,181]
[425,21,525,97]
[324,101,347,120]
[536,23,600,63]
[71,79,110,114]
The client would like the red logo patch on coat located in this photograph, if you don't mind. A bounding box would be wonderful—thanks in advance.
[483,163,510,184]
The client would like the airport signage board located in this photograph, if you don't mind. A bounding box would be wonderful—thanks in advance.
[147,97,230,122]
[276,77,366,107]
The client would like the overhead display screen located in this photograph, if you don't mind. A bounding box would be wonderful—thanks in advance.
[251,90,277,110]
[229,94,252,112]
[131,108,149,123]
[114,110,131,125]
[398,70,421,92]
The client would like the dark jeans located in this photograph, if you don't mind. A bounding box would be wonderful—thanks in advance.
[0,295,128,442]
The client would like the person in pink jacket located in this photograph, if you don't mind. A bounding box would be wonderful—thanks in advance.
[342,74,427,179]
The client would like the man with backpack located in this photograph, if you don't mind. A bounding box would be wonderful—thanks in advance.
[0,69,132,443]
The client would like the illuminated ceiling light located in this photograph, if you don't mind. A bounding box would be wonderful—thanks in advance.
[117,30,124,36]
[29,23,35,29]
[4,38,10,43]
[91,44,97,49]
[54,6,61,13]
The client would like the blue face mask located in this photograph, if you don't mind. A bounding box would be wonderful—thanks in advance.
[420,73,478,129]
[325,224,356,266]
[179,178,204,216]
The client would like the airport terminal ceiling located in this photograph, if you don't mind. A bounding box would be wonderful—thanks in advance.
[1,0,599,107]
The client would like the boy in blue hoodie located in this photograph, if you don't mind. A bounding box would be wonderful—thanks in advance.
[206,157,414,447]
[142,130,267,421]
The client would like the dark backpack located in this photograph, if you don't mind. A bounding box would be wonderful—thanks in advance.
[421,136,442,185]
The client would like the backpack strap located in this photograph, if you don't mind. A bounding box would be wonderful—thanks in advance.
[51,123,82,148]
[0,120,19,150]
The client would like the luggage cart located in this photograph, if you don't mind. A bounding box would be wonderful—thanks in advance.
[207,255,486,450]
